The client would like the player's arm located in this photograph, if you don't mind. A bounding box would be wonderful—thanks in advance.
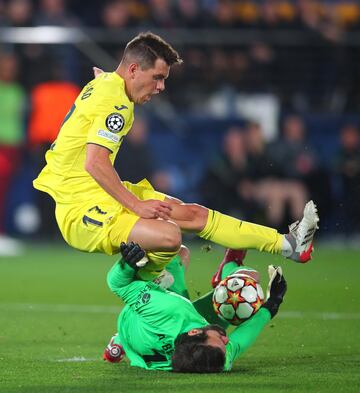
[107,242,150,304]
[224,267,287,370]
[85,143,171,219]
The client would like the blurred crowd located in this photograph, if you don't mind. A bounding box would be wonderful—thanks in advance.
[1,1,360,110]
[200,117,360,236]
[2,0,360,30]
[1,0,360,253]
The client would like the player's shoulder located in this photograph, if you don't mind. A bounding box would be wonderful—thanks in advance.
[95,73,126,97]
[94,73,133,111]
[78,72,133,122]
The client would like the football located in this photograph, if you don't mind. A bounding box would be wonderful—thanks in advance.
[212,272,265,325]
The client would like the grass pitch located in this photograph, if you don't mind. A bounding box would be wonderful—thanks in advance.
[0,242,359,393]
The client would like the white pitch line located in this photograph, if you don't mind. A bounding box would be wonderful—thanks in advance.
[279,311,360,320]
[0,302,120,314]
[1,303,360,320]
[56,356,98,363]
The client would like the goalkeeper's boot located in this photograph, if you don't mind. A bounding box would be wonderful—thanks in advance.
[211,249,247,288]
[103,333,125,363]
[286,200,319,263]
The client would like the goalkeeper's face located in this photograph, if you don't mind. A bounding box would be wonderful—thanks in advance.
[189,324,229,353]
[130,58,169,104]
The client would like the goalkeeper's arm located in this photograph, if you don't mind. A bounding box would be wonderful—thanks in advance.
[107,242,150,304]
[224,266,287,370]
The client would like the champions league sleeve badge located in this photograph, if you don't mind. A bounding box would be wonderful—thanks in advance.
[105,113,125,133]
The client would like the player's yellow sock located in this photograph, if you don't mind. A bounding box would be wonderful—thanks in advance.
[198,210,283,254]
[137,250,179,280]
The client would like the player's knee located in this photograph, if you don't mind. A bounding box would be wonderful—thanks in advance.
[163,223,182,251]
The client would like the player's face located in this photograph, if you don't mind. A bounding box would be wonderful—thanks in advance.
[205,329,229,353]
[131,58,169,104]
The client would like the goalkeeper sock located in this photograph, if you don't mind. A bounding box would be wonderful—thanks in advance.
[198,210,283,254]
[167,255,190,299]
[192,291,229,329]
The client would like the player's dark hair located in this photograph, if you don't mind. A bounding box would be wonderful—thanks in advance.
[123,32,183,70]
[171,327,226,373]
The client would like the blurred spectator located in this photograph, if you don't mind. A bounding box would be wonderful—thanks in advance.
[174,0,209,28]
[242,121,307,229]
[0,0,5,21]
[114,117,189,201]
[28,68,80,238]
[200,126,251,218]
[0,0,47,88]
[35,0,76,25]
[0,52,26,255]
[147,0,176,28]
[114,117,155,183]
[269,114,318,180]
[101,0,136,29]
[34,0,81,83]
[245,42,276,91]
[212,0,238,28]
[268,114,332,224]
[3,0,33,27]
[334,124,360,234]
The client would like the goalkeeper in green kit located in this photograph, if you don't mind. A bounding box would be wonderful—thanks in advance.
[103,243,287,373]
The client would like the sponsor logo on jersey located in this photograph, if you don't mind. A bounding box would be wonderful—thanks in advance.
[141,293,151,304]
[114,105,128,111]
[97,129,120,143]
[106,113,125,133]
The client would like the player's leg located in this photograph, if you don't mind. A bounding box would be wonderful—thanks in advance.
[164,245,191,298]
[164,198,319,263]
[114,217,181,280]
[55,195,182,281]
[165,199,283,252]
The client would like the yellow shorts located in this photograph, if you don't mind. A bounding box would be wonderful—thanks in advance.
[55,179,166,255]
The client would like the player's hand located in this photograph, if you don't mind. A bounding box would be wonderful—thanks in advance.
[262,265,287,318]
[120,242,148,270]
[93,67,104,78]
[133,199,172,220]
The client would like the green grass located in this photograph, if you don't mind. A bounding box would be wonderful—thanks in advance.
[0,242,360,393]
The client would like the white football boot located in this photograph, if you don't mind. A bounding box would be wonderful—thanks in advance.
[286,200,320,263]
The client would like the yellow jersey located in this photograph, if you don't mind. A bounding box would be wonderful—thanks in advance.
[33,72,134,204]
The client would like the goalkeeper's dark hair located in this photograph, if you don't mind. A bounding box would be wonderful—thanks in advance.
[123,32,183,70]
[171,331,225,373]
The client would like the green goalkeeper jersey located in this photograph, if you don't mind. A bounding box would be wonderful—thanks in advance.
[107,259,271,371]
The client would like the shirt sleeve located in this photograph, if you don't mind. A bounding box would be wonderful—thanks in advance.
[107,260,151,306]
[86,100,133,153]
[224,308,271,371]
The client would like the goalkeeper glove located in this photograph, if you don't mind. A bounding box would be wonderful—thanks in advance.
[120,242,148,270]
[262,265,287,318]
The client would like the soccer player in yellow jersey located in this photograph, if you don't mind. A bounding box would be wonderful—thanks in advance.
[33,32,319,281]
